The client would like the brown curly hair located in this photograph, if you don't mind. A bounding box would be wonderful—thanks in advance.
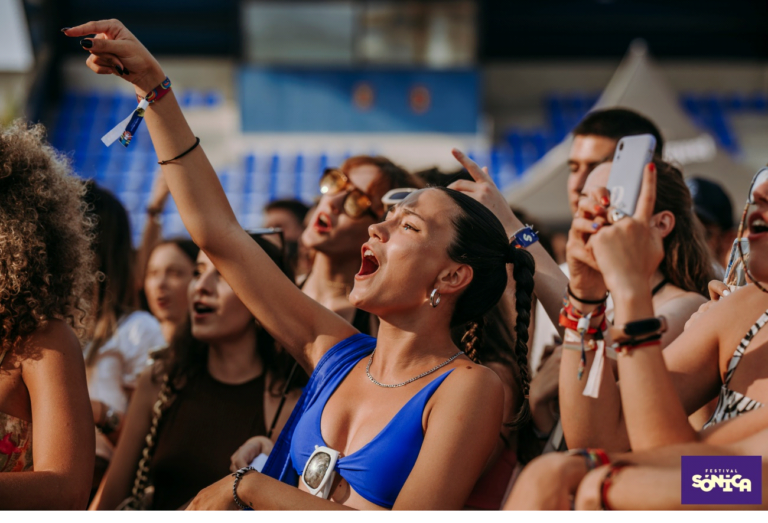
[0,121,95,352]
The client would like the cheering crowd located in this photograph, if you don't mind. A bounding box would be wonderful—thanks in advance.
[1,18,767,510]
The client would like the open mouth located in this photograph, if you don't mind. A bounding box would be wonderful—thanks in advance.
[356,246,380,278]
[193,302,216,317]
[155,296,170,308]
[313,212,332,234]
[749,215,768,237]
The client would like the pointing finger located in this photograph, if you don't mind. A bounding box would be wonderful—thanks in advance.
[452,148,493,185]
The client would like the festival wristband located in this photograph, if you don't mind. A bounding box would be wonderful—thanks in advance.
[563,329,603,352]
[570,448,611,471]
[561,296,607,320]
[102,77,172,148]
[510,225,539,249]
[612,334,662,355]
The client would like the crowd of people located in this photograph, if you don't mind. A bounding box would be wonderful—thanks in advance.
[1,18,767,510]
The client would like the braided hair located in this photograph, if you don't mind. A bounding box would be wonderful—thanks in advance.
[436,187,536,461]
[507,247,534,429]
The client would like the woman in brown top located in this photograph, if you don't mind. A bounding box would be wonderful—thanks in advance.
[90,234,306,510]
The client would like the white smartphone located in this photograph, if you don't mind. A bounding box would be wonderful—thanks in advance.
[606,134,657,218]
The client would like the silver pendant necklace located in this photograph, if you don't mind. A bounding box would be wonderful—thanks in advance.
[365,349,463,388]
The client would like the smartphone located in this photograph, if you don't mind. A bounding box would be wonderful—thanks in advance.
[606,134,657,217]
[724,238,750,288]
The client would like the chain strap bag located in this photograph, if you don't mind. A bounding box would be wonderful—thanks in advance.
[116,375,174,510]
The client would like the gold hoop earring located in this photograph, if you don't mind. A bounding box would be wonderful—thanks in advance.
[430,289,441,308]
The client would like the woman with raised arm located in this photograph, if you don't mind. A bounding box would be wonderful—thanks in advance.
[557,162,768,453]
[559,159,716,451]
[65,20,535,510]
[0,121,96,509]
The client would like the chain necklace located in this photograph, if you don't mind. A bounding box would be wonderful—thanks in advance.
[365,349,464,388]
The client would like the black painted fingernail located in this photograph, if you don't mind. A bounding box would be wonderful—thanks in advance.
[80,38,92,48]
[122,67,130,75]
[61,27,71,33]
[115,65,124,75]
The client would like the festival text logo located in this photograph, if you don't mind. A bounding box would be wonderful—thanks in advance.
[681,456,762,505]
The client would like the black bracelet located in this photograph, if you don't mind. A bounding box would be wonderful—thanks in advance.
[567,284,609,305]
[622,333,662,347]
[158,137,200,165]
[232,466,254,510]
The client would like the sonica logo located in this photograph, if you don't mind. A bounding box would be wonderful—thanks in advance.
[681,456,762,505]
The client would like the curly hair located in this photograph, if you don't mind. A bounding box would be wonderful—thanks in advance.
[0,121,95,352]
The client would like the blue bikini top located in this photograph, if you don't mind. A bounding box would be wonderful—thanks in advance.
[288,334,454,509]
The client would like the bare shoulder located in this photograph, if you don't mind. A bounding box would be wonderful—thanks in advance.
[18,319,82,368]
[435,359,504,406]
[657,288,707,316]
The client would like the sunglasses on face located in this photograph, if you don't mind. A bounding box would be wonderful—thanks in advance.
[301,445,339,499]
[319,168,378,220]
[735,167,768,292]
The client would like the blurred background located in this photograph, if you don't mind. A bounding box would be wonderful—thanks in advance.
[2,0,768,243]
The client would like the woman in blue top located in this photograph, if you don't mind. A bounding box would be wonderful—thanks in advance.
[65,19,535,510]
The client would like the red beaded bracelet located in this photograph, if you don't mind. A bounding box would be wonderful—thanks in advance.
[600,462,632,510]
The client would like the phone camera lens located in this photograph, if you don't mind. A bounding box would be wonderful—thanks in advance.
[619,142,624,151]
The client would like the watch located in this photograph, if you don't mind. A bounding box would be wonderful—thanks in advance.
[609,316,667,345]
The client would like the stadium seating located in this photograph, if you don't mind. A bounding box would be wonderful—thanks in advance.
[50,89,755,245]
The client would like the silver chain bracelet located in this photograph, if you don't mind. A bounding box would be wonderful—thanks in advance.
[232,466,254,510]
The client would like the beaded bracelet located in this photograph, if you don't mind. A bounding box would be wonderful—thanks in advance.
[570,448,611,471]
[600,462,633,510]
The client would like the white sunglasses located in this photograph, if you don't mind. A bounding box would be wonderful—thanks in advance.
[382,187,419,212]
[301,445,340,499]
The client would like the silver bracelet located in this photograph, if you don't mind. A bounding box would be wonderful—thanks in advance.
[232,466,254,510]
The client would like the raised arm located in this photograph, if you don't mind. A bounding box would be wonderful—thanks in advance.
[134,173,170,292]
[0,321,94,509]
[64,20,357,372]
[585,164,705,450]
[448,149,567,331]
[559,166,722,451]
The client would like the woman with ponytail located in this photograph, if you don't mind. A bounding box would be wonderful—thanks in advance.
[66,19,537,510]
[445,152,569,508]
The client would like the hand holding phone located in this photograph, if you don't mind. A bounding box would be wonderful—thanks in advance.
[606,134,657,222]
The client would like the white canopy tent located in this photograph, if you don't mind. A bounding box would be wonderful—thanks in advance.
[504,40,756,227]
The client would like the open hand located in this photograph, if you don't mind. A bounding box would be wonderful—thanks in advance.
[63,20,166,95]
